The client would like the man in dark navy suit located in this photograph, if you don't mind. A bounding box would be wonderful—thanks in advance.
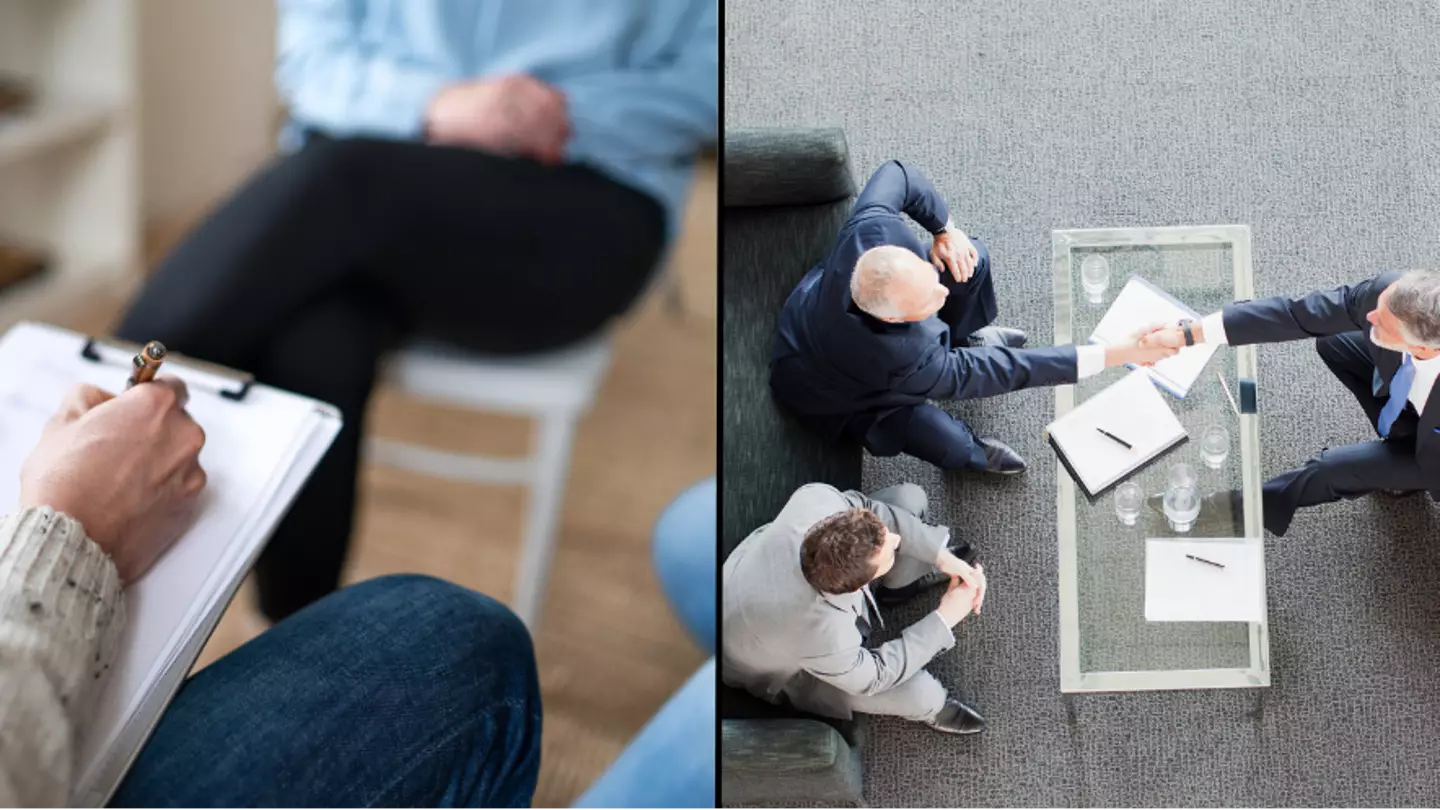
[1141,271,1440,535]
[770,160,1176,474]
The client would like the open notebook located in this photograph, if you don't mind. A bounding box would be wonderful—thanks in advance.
[0,322,341,807]
[1089,275,1220,398]
[1047,369,1188,499]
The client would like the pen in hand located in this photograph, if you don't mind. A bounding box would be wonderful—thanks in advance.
[127,341,167,388]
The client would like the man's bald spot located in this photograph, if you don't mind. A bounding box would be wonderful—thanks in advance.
[851,245,931,319]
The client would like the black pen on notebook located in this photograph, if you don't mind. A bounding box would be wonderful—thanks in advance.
[1186,554,1225,569]
[1095,427,1133,450]
[127,341,167,388]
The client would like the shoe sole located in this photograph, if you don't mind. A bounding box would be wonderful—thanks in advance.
[926,723,987,735]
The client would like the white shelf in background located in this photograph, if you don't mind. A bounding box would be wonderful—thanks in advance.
[0,97,126,168]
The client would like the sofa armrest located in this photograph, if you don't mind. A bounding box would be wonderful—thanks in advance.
[723,128,856,208]
[720,718,864,806]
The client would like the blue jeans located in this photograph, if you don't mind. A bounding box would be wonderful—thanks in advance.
[575,477,716,808]
[111,575,542,807]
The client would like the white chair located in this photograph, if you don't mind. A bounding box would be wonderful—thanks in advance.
[366,335,614,628]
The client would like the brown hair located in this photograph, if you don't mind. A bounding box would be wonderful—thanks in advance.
[800,509,887,594]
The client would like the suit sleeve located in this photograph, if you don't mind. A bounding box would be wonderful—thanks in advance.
[840,490,949,565]
[800,612,955,697]
[901,343,1081,401]
[555,1,717,164]
[274,0,448,139]
[847,160,950,234]
[1221,274,1395,346]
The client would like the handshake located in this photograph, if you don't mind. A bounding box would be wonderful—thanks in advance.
[1103,321,1196,368]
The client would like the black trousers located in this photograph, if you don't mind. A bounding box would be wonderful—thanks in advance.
[117,136,665,621]
[854,237,1000,471]
[1262,331,1427,535]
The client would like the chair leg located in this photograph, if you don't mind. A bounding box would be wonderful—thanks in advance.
[662,265,686,321]
[512,412,580,629]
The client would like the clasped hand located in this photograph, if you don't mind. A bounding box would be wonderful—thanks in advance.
[930,229,979,283]
[1135,322,1191,351]
[935,550,986,625]
[1112,323,1187,367]
[425,74,570,166]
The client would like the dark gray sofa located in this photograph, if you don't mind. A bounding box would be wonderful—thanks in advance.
[720,128,865,806]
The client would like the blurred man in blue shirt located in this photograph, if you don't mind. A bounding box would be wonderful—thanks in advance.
[115,0,717,623]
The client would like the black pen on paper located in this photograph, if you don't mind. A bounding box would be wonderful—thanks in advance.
[1095,427,1133,450]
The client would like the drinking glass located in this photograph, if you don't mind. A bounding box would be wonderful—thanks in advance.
[1200,424,1230,470]
[1080,254,1110,304]
[1163,463,1201,533]
[1114,481,1143,526]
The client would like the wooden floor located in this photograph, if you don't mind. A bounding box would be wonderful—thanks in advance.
[61,163,716,807]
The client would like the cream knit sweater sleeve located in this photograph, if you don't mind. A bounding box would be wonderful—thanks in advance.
[0,507,124,807]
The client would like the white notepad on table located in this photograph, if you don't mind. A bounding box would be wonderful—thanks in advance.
[0,322,341,807]
[1089,275,1220,398]
[1144,538,1265,623]
[1046,369,1188,498]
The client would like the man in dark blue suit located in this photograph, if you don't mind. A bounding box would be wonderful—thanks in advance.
[1141,271,1440,535]
[770,160,1176,473]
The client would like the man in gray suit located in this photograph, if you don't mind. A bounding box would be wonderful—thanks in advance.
[721,482,989,734]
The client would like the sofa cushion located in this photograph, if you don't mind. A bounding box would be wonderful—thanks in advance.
[721,718,864,806]
[721,202,863,555]
[724,128,855,208]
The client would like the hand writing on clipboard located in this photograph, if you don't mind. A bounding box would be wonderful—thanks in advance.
[18,339,208,583]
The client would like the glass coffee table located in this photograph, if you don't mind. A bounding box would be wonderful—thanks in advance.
[1052,225,1268,692]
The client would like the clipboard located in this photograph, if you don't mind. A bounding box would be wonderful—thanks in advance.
[1088,275,1221,399]
[1046,370,1190,500]
[1047,431,1189,501]
[0,322,344,806]
[78,334,255,400]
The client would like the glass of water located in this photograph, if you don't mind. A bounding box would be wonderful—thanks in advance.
[1080,254,1110,304]
[1200,424,1230,470]
[1162,463,1201,533]
[1114,481,1143,526]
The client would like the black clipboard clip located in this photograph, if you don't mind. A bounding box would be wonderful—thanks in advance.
[79,336,255,402]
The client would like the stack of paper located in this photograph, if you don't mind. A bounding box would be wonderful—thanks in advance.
[1089,275,1220,398]
[1143,538,1265,622]
[1047,369,1188,498]
[0,322,341,806]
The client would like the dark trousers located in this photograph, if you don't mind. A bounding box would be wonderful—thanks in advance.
[113,576,542,807]
[1262,331,1426,535]
[117,136,666,621]
[860,237,999,471]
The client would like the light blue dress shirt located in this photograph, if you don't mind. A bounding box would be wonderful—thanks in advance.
[275,0,717,236]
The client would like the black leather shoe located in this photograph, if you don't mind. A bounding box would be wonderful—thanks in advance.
[966,325,1027,348]
[1375,489,1423,499]
[872,542,977,606]
[979,437,1027,475]
[926,699,987,735]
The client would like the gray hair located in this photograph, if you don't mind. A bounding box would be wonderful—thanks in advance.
[1386,270,1440,347]
[850,246,918,320]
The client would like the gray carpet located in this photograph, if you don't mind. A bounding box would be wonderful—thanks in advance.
[725,1,1440,806]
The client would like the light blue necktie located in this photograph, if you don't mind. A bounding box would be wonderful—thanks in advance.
[1378,355,1415,438]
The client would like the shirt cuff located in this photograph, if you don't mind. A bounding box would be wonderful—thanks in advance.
[1075,343,1107,379]
[1200,311,1230,345]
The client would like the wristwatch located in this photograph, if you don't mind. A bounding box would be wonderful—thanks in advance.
[1178,318,1195,347]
